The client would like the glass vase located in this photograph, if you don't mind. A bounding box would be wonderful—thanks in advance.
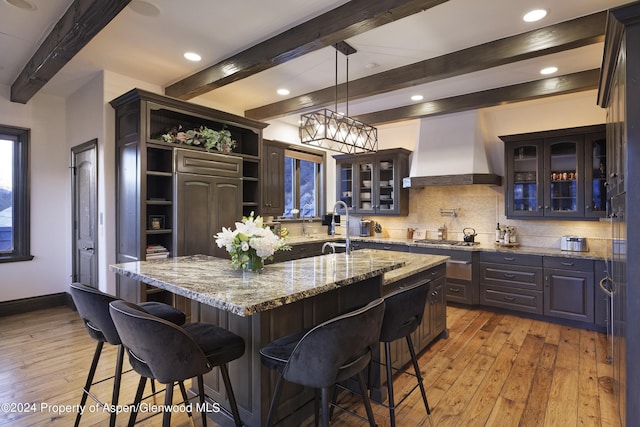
[244,251,264,272]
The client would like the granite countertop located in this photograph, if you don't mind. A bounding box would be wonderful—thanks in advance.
[110,250,449,317]
[283,234,606,261]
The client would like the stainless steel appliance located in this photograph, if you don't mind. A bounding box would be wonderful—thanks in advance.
[359,219,371,236]
[560,235,588,252]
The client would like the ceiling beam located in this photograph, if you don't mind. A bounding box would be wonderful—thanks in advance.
[354,69,600,125]
[10,0,132,104]
[245,11,606,121]
[164,0,449,100]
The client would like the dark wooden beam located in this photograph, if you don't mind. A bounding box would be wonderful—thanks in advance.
[165,0,448,100]
[10,0,131,104]
[246,11,606,121]
[354,69,600,125]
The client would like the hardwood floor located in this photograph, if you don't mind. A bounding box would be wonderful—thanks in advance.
[0,304,620,426]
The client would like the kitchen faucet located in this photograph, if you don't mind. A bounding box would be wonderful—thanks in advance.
[329,200,351,254]
[302,204,313,237]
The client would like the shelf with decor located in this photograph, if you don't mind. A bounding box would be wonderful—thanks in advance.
[110,88,267,309]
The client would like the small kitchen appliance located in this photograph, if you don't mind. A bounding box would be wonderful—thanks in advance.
[463,227,477,243]
[560,236,588,252]
[359,219,372,236]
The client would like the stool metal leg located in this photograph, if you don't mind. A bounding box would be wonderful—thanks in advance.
[384,341,397,427]
[265,374,284,427]
[109,345,125,427]
[127,376,147,427]
[219,364,243,427]
[178,381,195,422]
[162,382,174,427]
[358,370,377,427]
[75,341,104,427]
[406,334,434,427]
[197,375,207,427]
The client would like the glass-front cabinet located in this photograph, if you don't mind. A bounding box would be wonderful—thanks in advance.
[502,124,606,220]
[585,131,607,218]
[334,148,409,216]
[545,136,584,218]
[508,140,543,217]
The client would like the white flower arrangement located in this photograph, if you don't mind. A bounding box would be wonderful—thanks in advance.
[214,212,290,271]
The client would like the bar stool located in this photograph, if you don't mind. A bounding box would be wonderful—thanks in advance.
[69,282,185,427]
[259,298,385,427]
[378,279,434,427]
[109,299,245,427]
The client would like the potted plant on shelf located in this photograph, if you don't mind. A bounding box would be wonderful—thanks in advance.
[161,125,236,153]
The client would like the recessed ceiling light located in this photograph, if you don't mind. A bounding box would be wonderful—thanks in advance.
[4,0,36,11]
[184,52,202,62]
[540,66,558,75]
[411,95,424,102]
[128,0,160,17]
[277,88,290,96]
[523,9,547,22]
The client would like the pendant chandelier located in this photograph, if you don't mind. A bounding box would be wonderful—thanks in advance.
[299,41,377,154]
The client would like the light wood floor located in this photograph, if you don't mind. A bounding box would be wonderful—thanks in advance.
[0,305,620,426]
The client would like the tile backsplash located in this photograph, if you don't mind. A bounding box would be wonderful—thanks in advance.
[356,185,610,252]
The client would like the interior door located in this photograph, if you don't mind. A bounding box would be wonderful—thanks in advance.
[71,139,98,287]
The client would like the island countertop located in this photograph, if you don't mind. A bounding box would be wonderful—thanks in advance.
[110,250,449,317]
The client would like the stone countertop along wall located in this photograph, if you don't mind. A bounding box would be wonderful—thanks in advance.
[284,234,607,261]
[110,251,449,317]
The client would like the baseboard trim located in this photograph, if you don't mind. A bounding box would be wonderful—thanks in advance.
[0,292,73,317]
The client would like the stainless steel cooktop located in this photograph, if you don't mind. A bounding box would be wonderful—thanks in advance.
[414,239,480,247]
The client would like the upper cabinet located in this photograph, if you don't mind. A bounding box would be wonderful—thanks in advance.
[334,148,410,216]
[501,124,606,220]
[262,140,286,216]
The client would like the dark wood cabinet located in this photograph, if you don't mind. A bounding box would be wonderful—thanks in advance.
[334,148,410,215]
[543,257,594,323]
[262,140,285,215]
[501,124,606,220]
[110,88,266,304]
[479,252,544,314]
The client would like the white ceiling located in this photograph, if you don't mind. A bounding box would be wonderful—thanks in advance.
[0,0,632,125]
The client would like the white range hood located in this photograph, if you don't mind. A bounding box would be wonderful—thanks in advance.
[405,111,502,186]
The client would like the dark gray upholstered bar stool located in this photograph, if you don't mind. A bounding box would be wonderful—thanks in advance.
[260,298,386,427]
[69,282,186,427]
[109,299,245,427]
[378,279,434,427]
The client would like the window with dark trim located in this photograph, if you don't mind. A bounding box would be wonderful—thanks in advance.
[0,125,32,263]
[283,148,324,217]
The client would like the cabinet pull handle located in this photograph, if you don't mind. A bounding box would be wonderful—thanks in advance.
[503,257,515,261]
[561,262,574,266]
[503,296,516,301]
[383,246,391,250]
[449,288,461,293]
[503,273,516,278]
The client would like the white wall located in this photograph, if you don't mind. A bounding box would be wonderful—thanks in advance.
[0,84,69,301]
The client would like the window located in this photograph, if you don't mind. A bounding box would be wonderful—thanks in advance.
[283,148,324,217]
[0,125,32,262]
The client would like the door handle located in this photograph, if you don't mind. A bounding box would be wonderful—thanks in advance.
[82,247,94,253]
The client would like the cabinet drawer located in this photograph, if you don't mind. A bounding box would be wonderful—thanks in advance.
[543,256,593,271]
[480,252,542,267]
[176,148,242,177]
[480,285,543,314]
[446,281,474,305]
[480,263,543,291]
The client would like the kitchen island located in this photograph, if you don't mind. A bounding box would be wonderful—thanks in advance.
[110,249,449,426]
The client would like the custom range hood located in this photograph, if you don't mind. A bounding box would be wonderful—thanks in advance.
[405,111,502,187]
